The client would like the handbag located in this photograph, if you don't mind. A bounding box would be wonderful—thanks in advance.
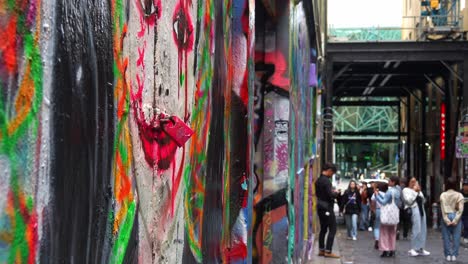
[380,191,400,225]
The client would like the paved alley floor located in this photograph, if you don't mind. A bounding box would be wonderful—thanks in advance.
[310,225,468,264]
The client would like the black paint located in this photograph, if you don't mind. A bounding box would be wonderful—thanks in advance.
[48,1,117,262]
[200,0,226,262]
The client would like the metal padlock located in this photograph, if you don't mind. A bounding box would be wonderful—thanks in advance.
[161,115,194,147]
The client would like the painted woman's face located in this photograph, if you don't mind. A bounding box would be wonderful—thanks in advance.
[126,1,195,262]
[130,0,194,171]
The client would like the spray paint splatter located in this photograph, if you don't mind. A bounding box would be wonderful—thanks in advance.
[183,0,214,261]
[0,1,43,263]
[110,1,136,263]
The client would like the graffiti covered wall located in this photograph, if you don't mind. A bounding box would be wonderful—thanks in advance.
[0,0,317,263]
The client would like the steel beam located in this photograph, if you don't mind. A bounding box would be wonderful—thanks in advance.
[327,41,468,62]
[334,132,406,136]
[440,60,463,83]
[424,74,445,95]
[333,101,400,106]
[421,87,427,194]
[325,60,334,163]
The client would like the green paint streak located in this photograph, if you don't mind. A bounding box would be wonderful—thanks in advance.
[113,62,121,81]
[6,0,16,11]
[0,4,43,262]
[184,1,215,262]
[119,140,128,165]
[111,201,136,264]
[180,73,185,87]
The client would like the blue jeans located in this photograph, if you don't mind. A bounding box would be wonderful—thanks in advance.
[442,213,462,257]
[411,206,427,250]
[359,204,369,230]
[345,214,358,238]
[374,208,381,240]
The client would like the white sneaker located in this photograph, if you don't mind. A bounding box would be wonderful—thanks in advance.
[464,238,468,244]
[368,227,373,232]
[408,249,419,257]
[419,249,430,256]
[446,256,451,261]
[352,236,357,241]
[452,256,456,262]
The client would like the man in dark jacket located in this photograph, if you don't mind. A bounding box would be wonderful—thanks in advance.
[315,163,340,258]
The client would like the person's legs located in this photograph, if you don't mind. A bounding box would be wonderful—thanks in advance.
[462,215,468,239]
[389,225,397,251]
[403,210,411,238]
[441,222,451,257]
[379,225,389,251]
[419,210,427,249]
[344,214,352,238]
[326,211,337,252]
[318,210,329,251]
[453,219,462,257]
[410,207,421,250]
[360,204,369,230]
[352,214,358,238]
[374,209,381,240]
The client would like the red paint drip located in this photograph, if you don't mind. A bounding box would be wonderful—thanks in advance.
[224,241,248,261]
[27,212,38,264]
[135,0,162,37]
[170,147,185,216]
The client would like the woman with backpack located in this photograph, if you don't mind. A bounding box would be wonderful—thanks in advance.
[403,177,431,257]
[342,180,361,240]
[374,176,401,257]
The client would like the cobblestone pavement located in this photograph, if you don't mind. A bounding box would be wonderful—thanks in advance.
[310,225,468,264]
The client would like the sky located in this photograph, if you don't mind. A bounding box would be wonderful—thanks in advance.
[328,0,403,28]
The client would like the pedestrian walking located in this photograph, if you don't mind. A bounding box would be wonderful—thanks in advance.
[359,182,370,231]
[342,180,361,240]
[368,182,376,232]
[462,179,468,244]
[403,177,431,257]
[440,178,465,262]
[371,182,387,250]
[315,163,340,259]
[375,176,401,257]
[399,178,411,240]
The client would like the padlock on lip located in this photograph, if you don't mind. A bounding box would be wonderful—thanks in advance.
[160,115,194,147]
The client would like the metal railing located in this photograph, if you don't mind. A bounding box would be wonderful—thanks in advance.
[328,15,464,42]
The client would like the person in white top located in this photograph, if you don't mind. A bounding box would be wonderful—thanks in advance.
[402,177,430,257]
[440,178,465,262]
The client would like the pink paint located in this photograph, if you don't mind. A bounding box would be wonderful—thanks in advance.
[255,50,289,90]
[136,0,162,38]
[136,41,146,68]
[172,0,194,52]
[172,0,194,109]
[276,143,288,172]
[26,0,37,27]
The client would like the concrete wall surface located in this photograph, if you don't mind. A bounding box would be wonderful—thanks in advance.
[0,0,319,263]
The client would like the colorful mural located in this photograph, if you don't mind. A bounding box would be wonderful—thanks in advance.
[0,0,318,263]
[0,1,45,262]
